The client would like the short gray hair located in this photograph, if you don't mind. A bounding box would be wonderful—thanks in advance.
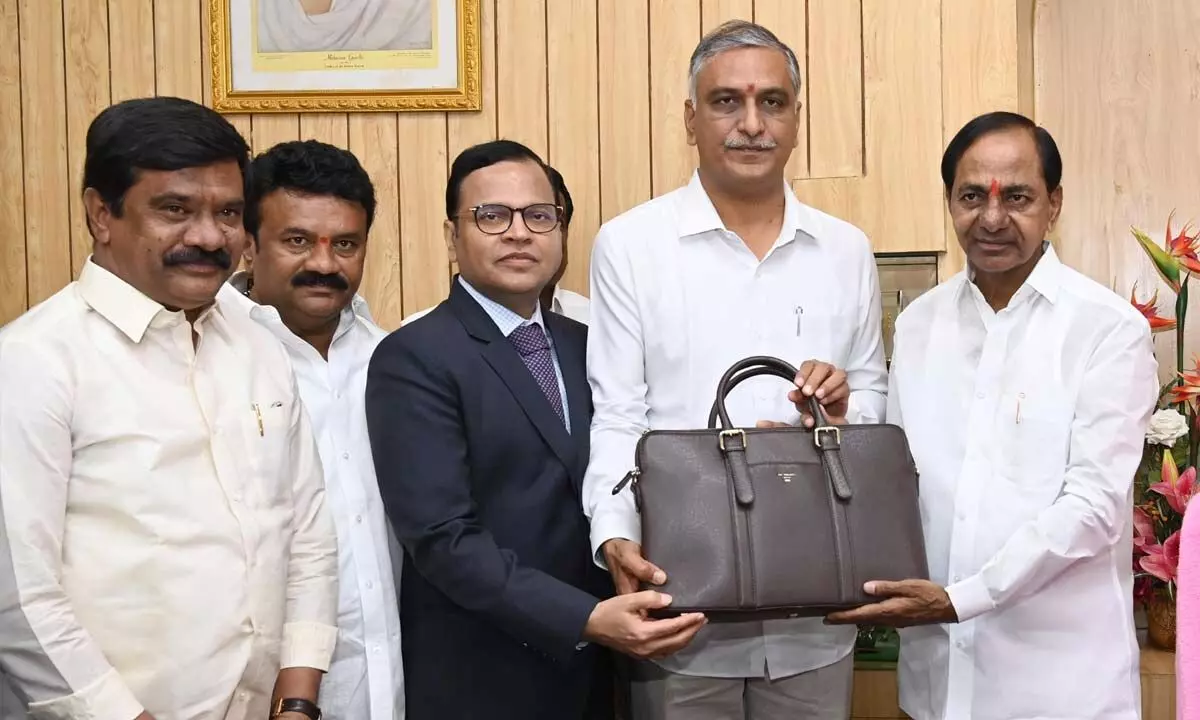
[688,20,801,104]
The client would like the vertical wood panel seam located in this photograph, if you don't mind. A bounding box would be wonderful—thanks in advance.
[593,0,602,219]
[542,0,550,159]
[393,114,405,311]
[105,0,113,103]
[644,0,654,196]
[58,0,70,272]
[492,0,501,140]
[858,0,866,176]
[16,0,28,306]
[803,0,811,177]
[150,0,157,95]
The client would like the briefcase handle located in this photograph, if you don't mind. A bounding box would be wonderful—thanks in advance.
[706,356,828,431]
[706,356,853,502]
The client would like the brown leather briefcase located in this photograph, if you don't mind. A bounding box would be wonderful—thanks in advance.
[612,355,929,621]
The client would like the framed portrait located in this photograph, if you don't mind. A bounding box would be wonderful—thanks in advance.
[209,0,481,113]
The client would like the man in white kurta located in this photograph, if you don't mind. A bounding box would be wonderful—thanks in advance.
[258,0,433,53]
[220,139,404,720]
[830,111,1159,719]
[0,97,338,720]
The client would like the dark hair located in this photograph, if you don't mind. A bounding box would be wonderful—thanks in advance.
[546,165,574,229]
[940,111,1062,193]
[243,139,376,243]
[445,140,554,219]
[82,96,250,220]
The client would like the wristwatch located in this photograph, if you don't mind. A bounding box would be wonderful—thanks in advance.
[271,698,322,720]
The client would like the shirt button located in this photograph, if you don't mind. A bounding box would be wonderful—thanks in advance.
[355,515,363,524]
[953,574,962,582]
[975,392,985,399]
[342,452,350,460]
[334,391,342,399]
[366,580,374,590]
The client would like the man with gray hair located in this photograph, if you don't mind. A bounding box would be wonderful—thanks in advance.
[582,20,888,719]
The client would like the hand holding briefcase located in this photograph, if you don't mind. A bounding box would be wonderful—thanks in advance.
[612,355,929,621]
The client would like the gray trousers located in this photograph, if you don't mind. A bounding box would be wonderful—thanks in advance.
[629,653,853,720]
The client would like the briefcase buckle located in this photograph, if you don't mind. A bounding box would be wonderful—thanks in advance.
[814,426,841,449]
[718,428,747,451]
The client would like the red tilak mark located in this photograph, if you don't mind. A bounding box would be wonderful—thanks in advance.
[746,84,756,94]
[316,236,332,246]
[988,178,1001,200]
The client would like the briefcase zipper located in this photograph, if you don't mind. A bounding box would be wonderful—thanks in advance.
[611,468,640,495]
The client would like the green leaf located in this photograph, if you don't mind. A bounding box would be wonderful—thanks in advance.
[1134,227,1182,292]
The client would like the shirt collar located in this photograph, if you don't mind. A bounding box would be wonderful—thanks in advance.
[959,241,1063,306]
[676,170,815,247]
[77,257,208,343]
[457,276,547,338]
[224,270,378,340]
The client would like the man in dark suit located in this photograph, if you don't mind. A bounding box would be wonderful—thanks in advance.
[365,140,706,720]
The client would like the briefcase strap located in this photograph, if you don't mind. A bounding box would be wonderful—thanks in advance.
[708,357,853,501]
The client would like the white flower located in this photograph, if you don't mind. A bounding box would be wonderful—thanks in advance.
[1146,408,1189,446]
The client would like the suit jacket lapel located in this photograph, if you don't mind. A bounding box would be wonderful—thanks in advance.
[545,311,590,490]
[449,282,577,472]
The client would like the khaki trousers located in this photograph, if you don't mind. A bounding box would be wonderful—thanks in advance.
[629,652,853,720]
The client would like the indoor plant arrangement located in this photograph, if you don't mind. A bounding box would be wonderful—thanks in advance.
[1129,212,1200,650]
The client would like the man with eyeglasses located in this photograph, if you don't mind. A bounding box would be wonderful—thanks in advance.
[400,164,589,326]
[365,140,705,720]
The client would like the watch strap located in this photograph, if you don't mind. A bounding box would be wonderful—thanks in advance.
[272,698,321,720]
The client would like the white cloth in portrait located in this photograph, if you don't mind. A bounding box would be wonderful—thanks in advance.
[258,0,433,53]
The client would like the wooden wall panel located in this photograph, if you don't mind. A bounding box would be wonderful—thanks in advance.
[1,0,1049,327]
[648,0,700,196]
[154,0,203,102]
[807,0,864,178]
[753,0,809,181]
[547,0,600,295]
[940,0,1030,275]
[0,0,25,326]
[19,0,71,305]
[793,0,944,254]
[64,0,110,276]
[702,0,753,31]
[1036,0,1200,375]
[299,115,349,150]
[108,0,155,102]
[597,0,651,222]
[251,115,301,155]
[396,114,449,319]
[495,0,547,158]
[350,115,403,329]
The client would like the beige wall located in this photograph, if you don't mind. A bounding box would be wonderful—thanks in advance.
[0,0,1030,330]
[1035,0,1200,385]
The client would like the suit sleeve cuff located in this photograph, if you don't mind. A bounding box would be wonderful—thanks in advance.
[589,503,642,570]
[946,574,995,623]
[27,667,143,720]
[281,621,339,671]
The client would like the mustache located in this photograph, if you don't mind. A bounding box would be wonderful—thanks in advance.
[725,135,778,150]
[291,271,349,290]
[163,246,232,269]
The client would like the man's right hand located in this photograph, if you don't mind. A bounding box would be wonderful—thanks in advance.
[601,538,666,595]
[583,590,706,660]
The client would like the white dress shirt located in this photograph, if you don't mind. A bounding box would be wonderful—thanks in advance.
[584,171,888,678]
[220,274,403,720]
[888,245,1158,720]
[401,286,590,327]
[0,260,339,720]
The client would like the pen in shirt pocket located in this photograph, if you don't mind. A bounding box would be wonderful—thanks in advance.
[252,403,264,436]
[794,305,804,337]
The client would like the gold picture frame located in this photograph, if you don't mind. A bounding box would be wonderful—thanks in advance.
[209,0,481,113]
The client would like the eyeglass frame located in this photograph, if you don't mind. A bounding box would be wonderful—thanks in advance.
[455,203,565,235]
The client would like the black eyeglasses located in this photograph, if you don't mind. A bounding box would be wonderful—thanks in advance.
[461,203,563,235]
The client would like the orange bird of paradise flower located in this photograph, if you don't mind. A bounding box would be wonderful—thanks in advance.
[1168,356,1200,407]
[1130,284,1177,332]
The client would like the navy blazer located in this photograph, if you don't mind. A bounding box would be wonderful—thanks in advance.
[366,280,615,720]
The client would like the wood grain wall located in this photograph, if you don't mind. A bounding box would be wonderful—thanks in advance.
[0,0,1030,330]
[1036,0,1200,384]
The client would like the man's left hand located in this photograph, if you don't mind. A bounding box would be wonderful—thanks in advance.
[789,360,849,426]
[824,580,958,628]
